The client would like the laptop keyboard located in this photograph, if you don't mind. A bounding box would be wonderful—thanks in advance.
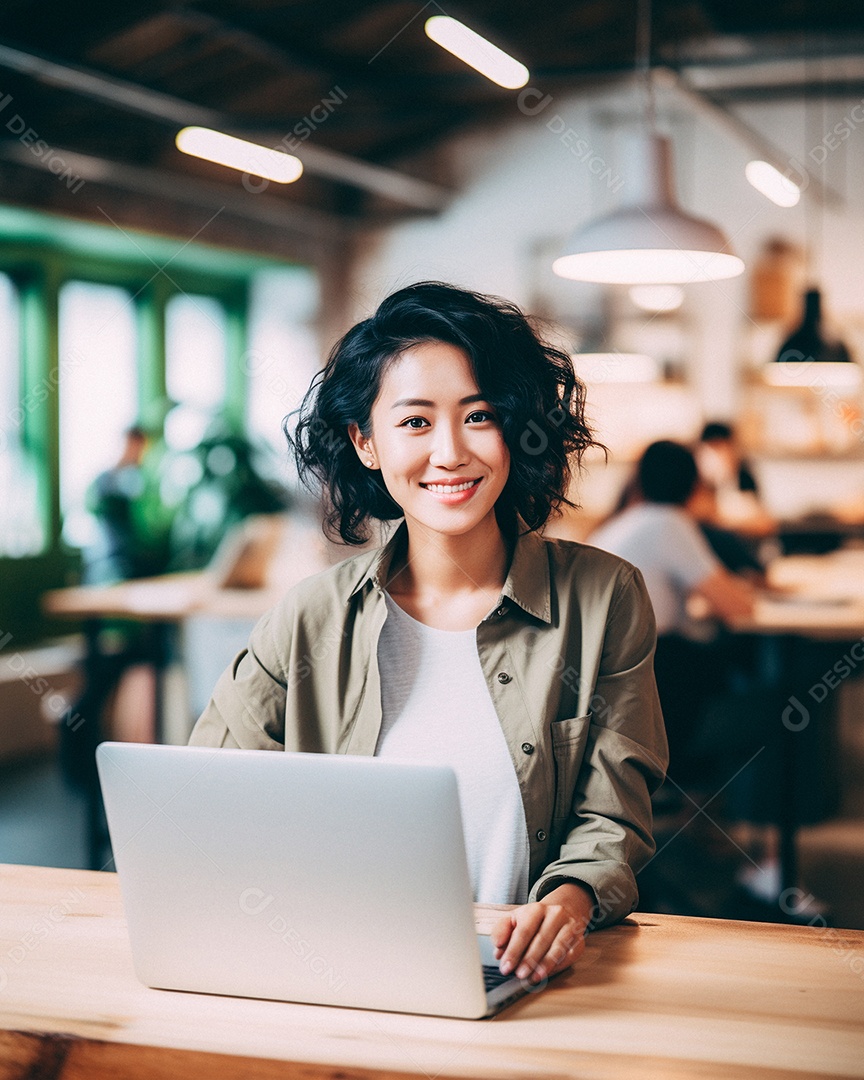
[482,964,515,991]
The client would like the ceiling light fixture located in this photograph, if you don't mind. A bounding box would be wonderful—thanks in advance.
[424,16,529,89]
[176,127,303,183]
[552,0,743,285]
[629,284,684,312]
[745,160,800,207]
[771,61,855,372]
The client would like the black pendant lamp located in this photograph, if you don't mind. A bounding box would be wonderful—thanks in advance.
[775,288,852,365]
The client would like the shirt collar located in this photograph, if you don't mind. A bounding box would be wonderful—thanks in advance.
[501,525,552,623]
[347,518,552,623]
[346,521,408,599]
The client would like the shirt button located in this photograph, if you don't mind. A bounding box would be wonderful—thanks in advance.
[496,604,508,617]
[536,829,547,842]
[497,671,512,684]
[521,742,534,755]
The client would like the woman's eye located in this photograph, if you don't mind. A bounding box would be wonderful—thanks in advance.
[466,410,494,424]
[401,416,429,429]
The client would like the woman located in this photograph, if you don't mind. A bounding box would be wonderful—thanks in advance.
[190,282,667,985]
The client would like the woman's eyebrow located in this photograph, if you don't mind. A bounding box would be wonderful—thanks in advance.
[390,394,487,409]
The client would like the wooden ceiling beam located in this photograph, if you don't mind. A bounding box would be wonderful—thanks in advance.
[0,140,347,239]
[172,7,355,84]
[0,41,451,211]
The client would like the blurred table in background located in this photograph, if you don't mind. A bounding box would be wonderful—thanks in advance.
[736,549,864,639]
[42,514,352,867]
[778,515,864,556]
[44,513,347,625]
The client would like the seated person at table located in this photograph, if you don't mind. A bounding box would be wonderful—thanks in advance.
[609,457,766,582]
[697,421,774,538]
[589,440,755,790]
[190,282,668,983]
[688,479,767,582]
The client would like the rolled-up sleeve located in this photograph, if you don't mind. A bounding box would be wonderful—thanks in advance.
[531,567,668,927]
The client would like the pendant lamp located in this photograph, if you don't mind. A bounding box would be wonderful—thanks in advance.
[553,133,744,284]
[766,287,860,387]
[769,61,857,381]
[776,288,851,365]
[553,0,744,286]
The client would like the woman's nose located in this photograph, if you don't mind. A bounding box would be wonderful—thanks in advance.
[428,423,467,467]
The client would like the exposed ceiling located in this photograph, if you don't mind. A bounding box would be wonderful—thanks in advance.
[1,1,863,258]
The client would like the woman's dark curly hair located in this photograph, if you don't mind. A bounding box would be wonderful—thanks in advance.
[285,281,600,544]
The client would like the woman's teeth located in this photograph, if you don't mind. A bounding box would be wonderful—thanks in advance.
[423,480,478,494]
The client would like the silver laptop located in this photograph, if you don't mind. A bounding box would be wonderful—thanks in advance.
[96,742,549,1018]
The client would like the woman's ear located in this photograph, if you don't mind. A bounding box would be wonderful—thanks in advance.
[348,423,377,470]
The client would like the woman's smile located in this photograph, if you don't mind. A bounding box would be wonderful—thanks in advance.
[420,477,482,500]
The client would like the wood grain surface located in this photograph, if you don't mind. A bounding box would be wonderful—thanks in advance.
[1,864,863,1080]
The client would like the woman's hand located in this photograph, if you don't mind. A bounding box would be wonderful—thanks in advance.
[490,882,595,984]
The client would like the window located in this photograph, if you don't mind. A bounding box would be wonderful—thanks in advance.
[0,273,44,556]
[58,281,138,548]
[247,268,321,465]
[0,216,308,568]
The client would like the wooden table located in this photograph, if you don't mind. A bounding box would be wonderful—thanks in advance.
[1,864,863,1080]
[42,572,286,869]
[738,551,864,640]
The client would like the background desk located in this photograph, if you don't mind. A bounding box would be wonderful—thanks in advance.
[41,517,344,867]
[727,552,864,897]
[1,864,863,1080]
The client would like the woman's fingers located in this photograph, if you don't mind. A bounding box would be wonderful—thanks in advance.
[496,905,546,975]
[494,903,587,983]
[492,884,593,981]
[512,909,570,982]
[532,923,586,981]
[490,912,515,956]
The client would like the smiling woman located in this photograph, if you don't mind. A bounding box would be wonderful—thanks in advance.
[289,281,594,544]
[190,282,668,987]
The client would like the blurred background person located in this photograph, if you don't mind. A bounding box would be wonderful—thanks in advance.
[590,440,755,656]
[84,426,158,585]
[697,421,775,541]
[63,425,163,787]
[588,439,754,796]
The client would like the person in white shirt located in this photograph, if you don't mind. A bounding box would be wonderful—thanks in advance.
[590,440,754,789]
[591,441,754,638]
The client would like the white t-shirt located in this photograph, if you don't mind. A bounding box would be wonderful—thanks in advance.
[374,593,530,905]
[590,503,719,638]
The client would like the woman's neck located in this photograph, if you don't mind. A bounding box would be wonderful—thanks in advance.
[385,513,511,629]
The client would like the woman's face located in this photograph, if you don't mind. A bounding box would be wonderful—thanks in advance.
[350,340,510,539]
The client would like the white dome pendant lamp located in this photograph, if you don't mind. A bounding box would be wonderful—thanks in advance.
[552,0,744,286]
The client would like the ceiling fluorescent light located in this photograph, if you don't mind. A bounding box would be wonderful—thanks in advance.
[424,16,529,89]
[745,160,800,207]
[176,127,303,183]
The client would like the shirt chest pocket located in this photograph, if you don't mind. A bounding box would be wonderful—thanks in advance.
[550,714,592,823]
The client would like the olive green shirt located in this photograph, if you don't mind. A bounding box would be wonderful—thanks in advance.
[189,521,668,928]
